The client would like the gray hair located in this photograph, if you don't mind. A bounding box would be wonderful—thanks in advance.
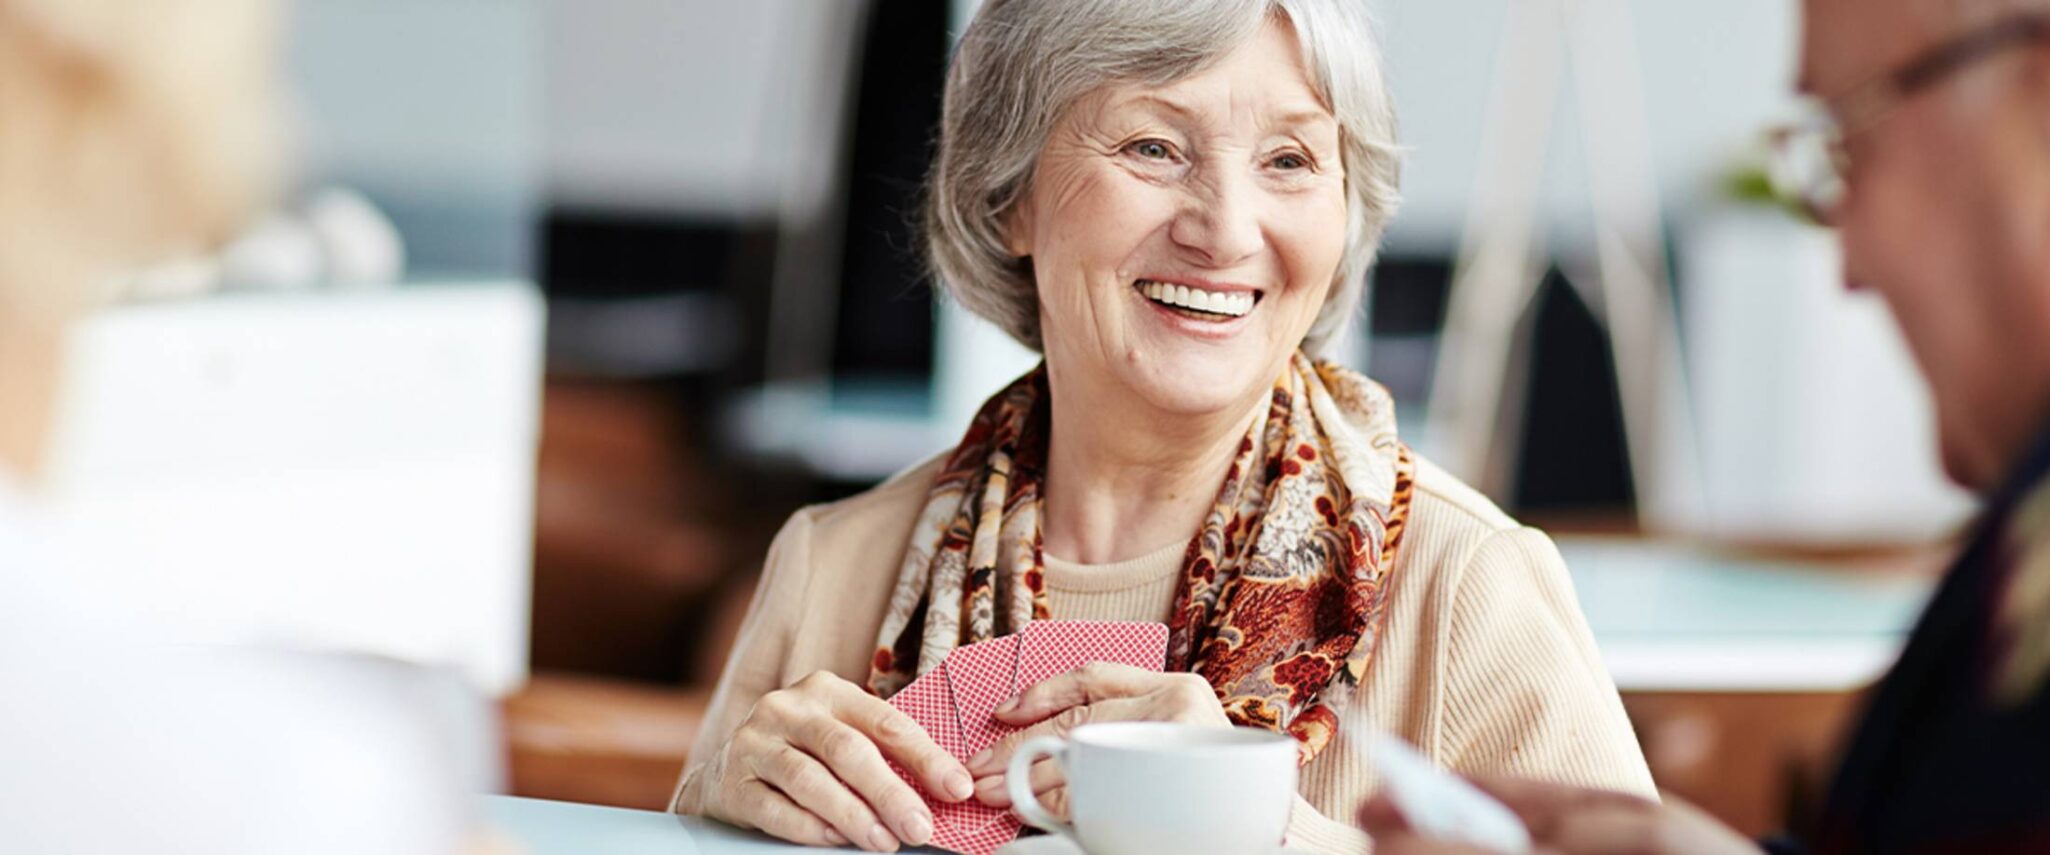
[924,0,1401,357]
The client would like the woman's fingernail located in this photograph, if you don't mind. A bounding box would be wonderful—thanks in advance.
[824,827,850,846]
[946,769,975,799]
[976,774,1010,805]
[968,748,993,770]
[995,697,1019,715]
[868,822,898,852]
[902,811,933,846]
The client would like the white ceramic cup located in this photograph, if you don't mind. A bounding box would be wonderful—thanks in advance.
[1006,722,1296,855]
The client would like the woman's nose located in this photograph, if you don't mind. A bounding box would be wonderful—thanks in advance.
[1169,173,1264,268]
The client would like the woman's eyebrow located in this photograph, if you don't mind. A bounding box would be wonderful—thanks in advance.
[1269,106,1338,132]
[1121,93,1202,119]
[1111,93,1336,139]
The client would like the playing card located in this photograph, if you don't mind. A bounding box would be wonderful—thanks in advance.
[887,661,967,759]
[1016,620,1170,689]
[927,797,1019,855]
[1367,732,1531,855]
[888,659,1017,855]
[884,662,969,828]
[938,636,1030,849]
[885,622,1172,855]
[927,806,1025,855]
[944,635,1024,755]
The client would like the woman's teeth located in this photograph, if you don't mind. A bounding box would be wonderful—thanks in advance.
[1137,280,1255,318]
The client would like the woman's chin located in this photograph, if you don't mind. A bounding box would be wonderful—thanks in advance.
[1115,348,1274,418]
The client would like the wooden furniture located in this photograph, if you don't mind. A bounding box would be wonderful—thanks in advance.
[508,377,797,811]
[502,673,710,812]
[1624,690,1865,837]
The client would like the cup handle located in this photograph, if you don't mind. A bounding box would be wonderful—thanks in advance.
[1007,735,1074,840]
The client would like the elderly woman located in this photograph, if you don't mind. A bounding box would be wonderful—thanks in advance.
[673,1,1653,852]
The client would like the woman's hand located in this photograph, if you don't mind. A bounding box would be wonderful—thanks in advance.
[686,670,975,852]
[1357,776,1762,855]
[965,662,1231,818]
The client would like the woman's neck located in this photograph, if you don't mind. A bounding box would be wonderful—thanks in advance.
[1040,368,1267,566]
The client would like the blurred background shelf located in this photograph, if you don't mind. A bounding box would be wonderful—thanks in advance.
[1561,537,1936,693]
[1558,537,1945,836]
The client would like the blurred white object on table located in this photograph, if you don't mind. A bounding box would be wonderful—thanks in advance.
[303,187,407,287]
[117,186,408,301]
[40,281,544,695]
[1674,208,1974,545]
[0,484,495,855]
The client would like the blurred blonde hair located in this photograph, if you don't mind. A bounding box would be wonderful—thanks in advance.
[0,0,281,318]
[0,0,280,474]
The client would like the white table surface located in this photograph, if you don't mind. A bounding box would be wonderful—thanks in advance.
[483,796,1275,855]
[483,795,890,854]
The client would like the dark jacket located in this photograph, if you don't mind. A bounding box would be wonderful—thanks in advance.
[1792,425,2050,854]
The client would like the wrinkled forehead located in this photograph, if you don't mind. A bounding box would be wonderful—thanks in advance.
[1084,27,1331,121]
[1100,9,1321,101]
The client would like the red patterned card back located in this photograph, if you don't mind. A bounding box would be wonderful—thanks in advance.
[1017,620,1171,689]
[884,622,1170,855]
[886,662,965,757]
[943,635,1023,756]
[887,660,1019,854]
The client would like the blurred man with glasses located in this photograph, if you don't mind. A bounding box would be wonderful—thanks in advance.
[1364,0,2050,852]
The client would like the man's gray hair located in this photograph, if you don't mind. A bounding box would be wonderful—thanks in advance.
[923,0,1401,357]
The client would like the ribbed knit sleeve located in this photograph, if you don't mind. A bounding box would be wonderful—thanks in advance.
[669,510,816,815]
[1436,527,1655,796]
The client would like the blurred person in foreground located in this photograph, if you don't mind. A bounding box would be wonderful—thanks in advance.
[672,1,1654,852]
[1363,0,2050,852]
[0,2,476,852]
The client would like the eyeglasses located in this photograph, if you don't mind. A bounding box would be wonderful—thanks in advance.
[1767,14,2050,224]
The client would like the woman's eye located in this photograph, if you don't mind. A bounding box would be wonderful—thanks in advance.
[1271,152,1310,171]
[1128,140,1174,160]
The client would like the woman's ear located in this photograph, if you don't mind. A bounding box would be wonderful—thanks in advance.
[1000,198,1034,258]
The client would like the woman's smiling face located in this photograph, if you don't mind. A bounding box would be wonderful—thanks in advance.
[1008,15,1349,416]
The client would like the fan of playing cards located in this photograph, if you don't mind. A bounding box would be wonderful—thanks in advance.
[884,620,1171,855]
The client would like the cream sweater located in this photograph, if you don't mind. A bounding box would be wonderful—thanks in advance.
[674,453,1654,853]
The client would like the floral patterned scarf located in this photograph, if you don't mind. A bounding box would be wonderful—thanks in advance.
[867,352,1416,764]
